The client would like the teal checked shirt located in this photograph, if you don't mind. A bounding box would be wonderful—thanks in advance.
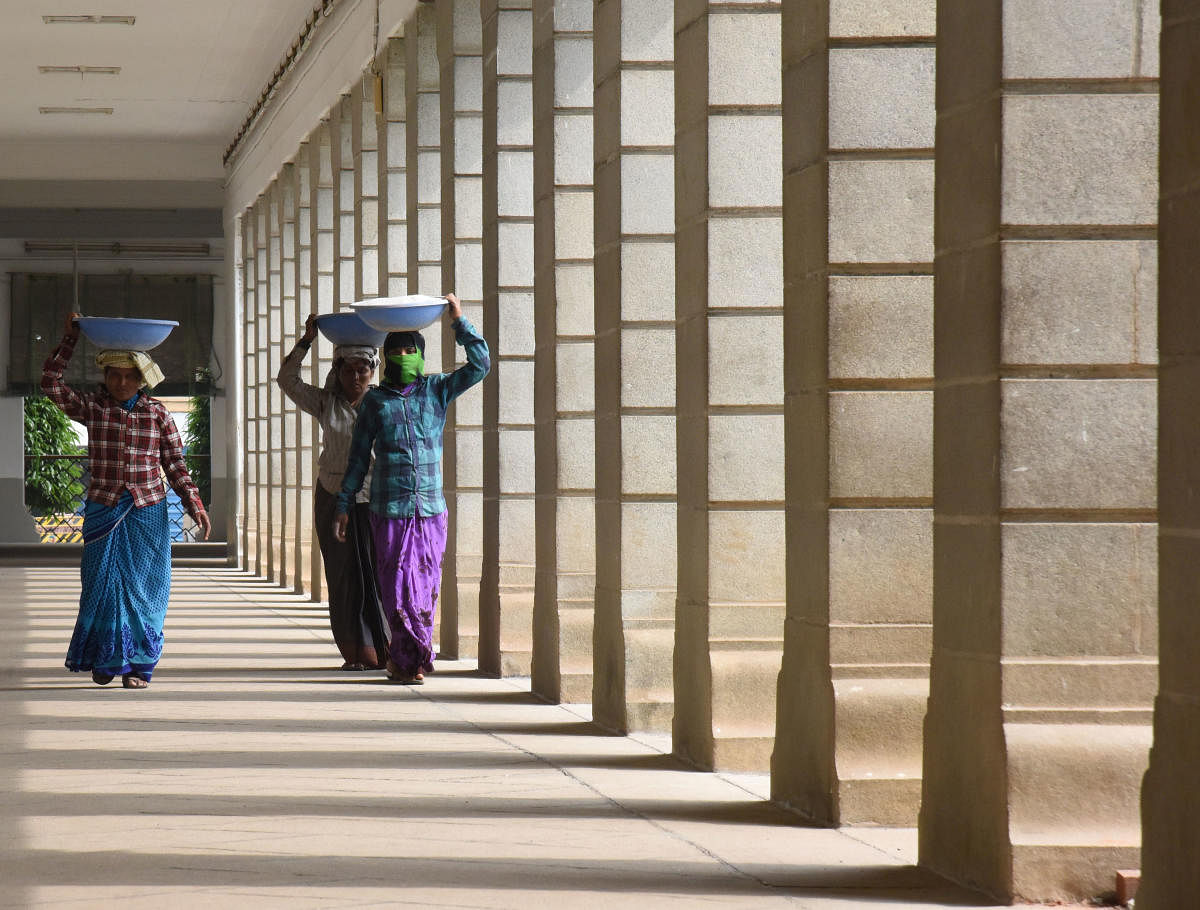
[336,317,489,518]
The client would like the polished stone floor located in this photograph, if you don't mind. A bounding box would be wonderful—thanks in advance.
[0,564,1070,908]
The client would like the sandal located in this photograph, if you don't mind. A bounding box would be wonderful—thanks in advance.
[121,674,149,689]
[386,663,422,685]
[91,670,114,686]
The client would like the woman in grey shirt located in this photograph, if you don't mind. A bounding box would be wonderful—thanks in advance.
[277,315,388,670]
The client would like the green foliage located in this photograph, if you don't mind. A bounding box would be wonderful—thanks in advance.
[184,392,211,508]
[24,396,85,514]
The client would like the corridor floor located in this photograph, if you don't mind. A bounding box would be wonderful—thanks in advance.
[0,565,1036,909]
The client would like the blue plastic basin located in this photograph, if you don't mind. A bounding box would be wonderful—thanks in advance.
[314,312,387,346]
[352,296,447,332]
[76,317,179,351]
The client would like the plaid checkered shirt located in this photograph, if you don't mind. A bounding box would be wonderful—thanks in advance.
[337,316,490,518]
[41,333,204,521]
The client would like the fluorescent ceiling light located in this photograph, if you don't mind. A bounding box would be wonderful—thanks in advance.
[42,15,136,25]
[25,241,213,258]
[38,106,114,114]
[38,65,122,75]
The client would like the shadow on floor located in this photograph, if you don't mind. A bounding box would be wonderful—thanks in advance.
[0,849,996,905]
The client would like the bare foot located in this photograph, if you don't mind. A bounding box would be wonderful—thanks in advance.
[121,675,149,689]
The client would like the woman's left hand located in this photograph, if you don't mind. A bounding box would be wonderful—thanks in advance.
[195,511,212,540]
[444,293,463,321]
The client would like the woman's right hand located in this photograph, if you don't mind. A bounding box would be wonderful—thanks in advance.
[333,513,349,543]
[302,313,319,344]
[64,311,81,340]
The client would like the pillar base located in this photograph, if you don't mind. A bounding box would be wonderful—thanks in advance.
[711,646,783,772]
[499,589,534,676]
[1006,720,1150,902]
[835,675,927,826]
[1140,695,1200,908]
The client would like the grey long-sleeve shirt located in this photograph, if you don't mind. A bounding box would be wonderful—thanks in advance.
[275,343,372,502]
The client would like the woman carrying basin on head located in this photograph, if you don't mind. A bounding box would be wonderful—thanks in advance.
[334,292,489,684]
[41,311,212,690]
[277,314,389,670]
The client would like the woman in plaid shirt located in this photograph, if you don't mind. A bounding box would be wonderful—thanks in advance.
[334,293,489,684]
[42,311,211,689]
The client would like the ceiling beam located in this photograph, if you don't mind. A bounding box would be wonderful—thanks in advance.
[0,207,223,239]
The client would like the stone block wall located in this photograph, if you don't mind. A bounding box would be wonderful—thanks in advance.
[921,0,1158,901]
[484,0,539,685]
[226,0,1181,900]
[674,0,784,772]
[440,0,488,667]
[593,0,677,734]
[532,0,597,705]
[776,0,936,829]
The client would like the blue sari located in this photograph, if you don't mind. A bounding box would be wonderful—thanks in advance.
[64,490,172,680]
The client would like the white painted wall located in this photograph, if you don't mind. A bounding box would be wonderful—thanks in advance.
[224,0,419,216]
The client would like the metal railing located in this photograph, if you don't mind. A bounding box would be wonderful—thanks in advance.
[24,453,210,543]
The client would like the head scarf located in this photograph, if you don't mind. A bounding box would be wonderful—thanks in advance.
[95,350,164,390]
[383,331,425,356]
[323,344,380,393]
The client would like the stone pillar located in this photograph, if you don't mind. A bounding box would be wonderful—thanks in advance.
[281,163,302,591]
[254,199,270,577]
[408,5,445,311]
[922,1,1157,901]
[292,145,317,596]
[354,76,380,301]
[532,0,596,701]
[379,36,408,297]
[267,180,285,583]
[773,0,935,827]
[1139,3,1196,905]
[332,94,357,308]
[673,2,784,771]
[224,215,244,563]
[483,0,539,680]
[405,4,456,650]
[271,176,293,585]
[307,120,337,600]
[240,207,257,571]
[440,0,487,668]
[593,0,676,732]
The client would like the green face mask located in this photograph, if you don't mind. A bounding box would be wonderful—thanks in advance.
[385,350,424,386]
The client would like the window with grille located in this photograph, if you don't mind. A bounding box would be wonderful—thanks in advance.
[8,272,215,397]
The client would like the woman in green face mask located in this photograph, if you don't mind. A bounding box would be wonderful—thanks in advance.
[334,293,490,684]
[384,345,424,386]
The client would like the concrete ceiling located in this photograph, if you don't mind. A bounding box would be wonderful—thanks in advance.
[0,0,322,183]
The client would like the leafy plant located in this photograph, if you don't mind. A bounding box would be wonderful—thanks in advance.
[184,390,211,508]
[24,395,85,514]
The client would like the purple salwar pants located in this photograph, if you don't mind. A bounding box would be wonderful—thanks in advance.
[369,510,448,676]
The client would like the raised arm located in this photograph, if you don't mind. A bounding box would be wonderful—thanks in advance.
[159,409,211,539]
[276,314,325,418]
[40,311,89,421]
[434,294,490,406]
